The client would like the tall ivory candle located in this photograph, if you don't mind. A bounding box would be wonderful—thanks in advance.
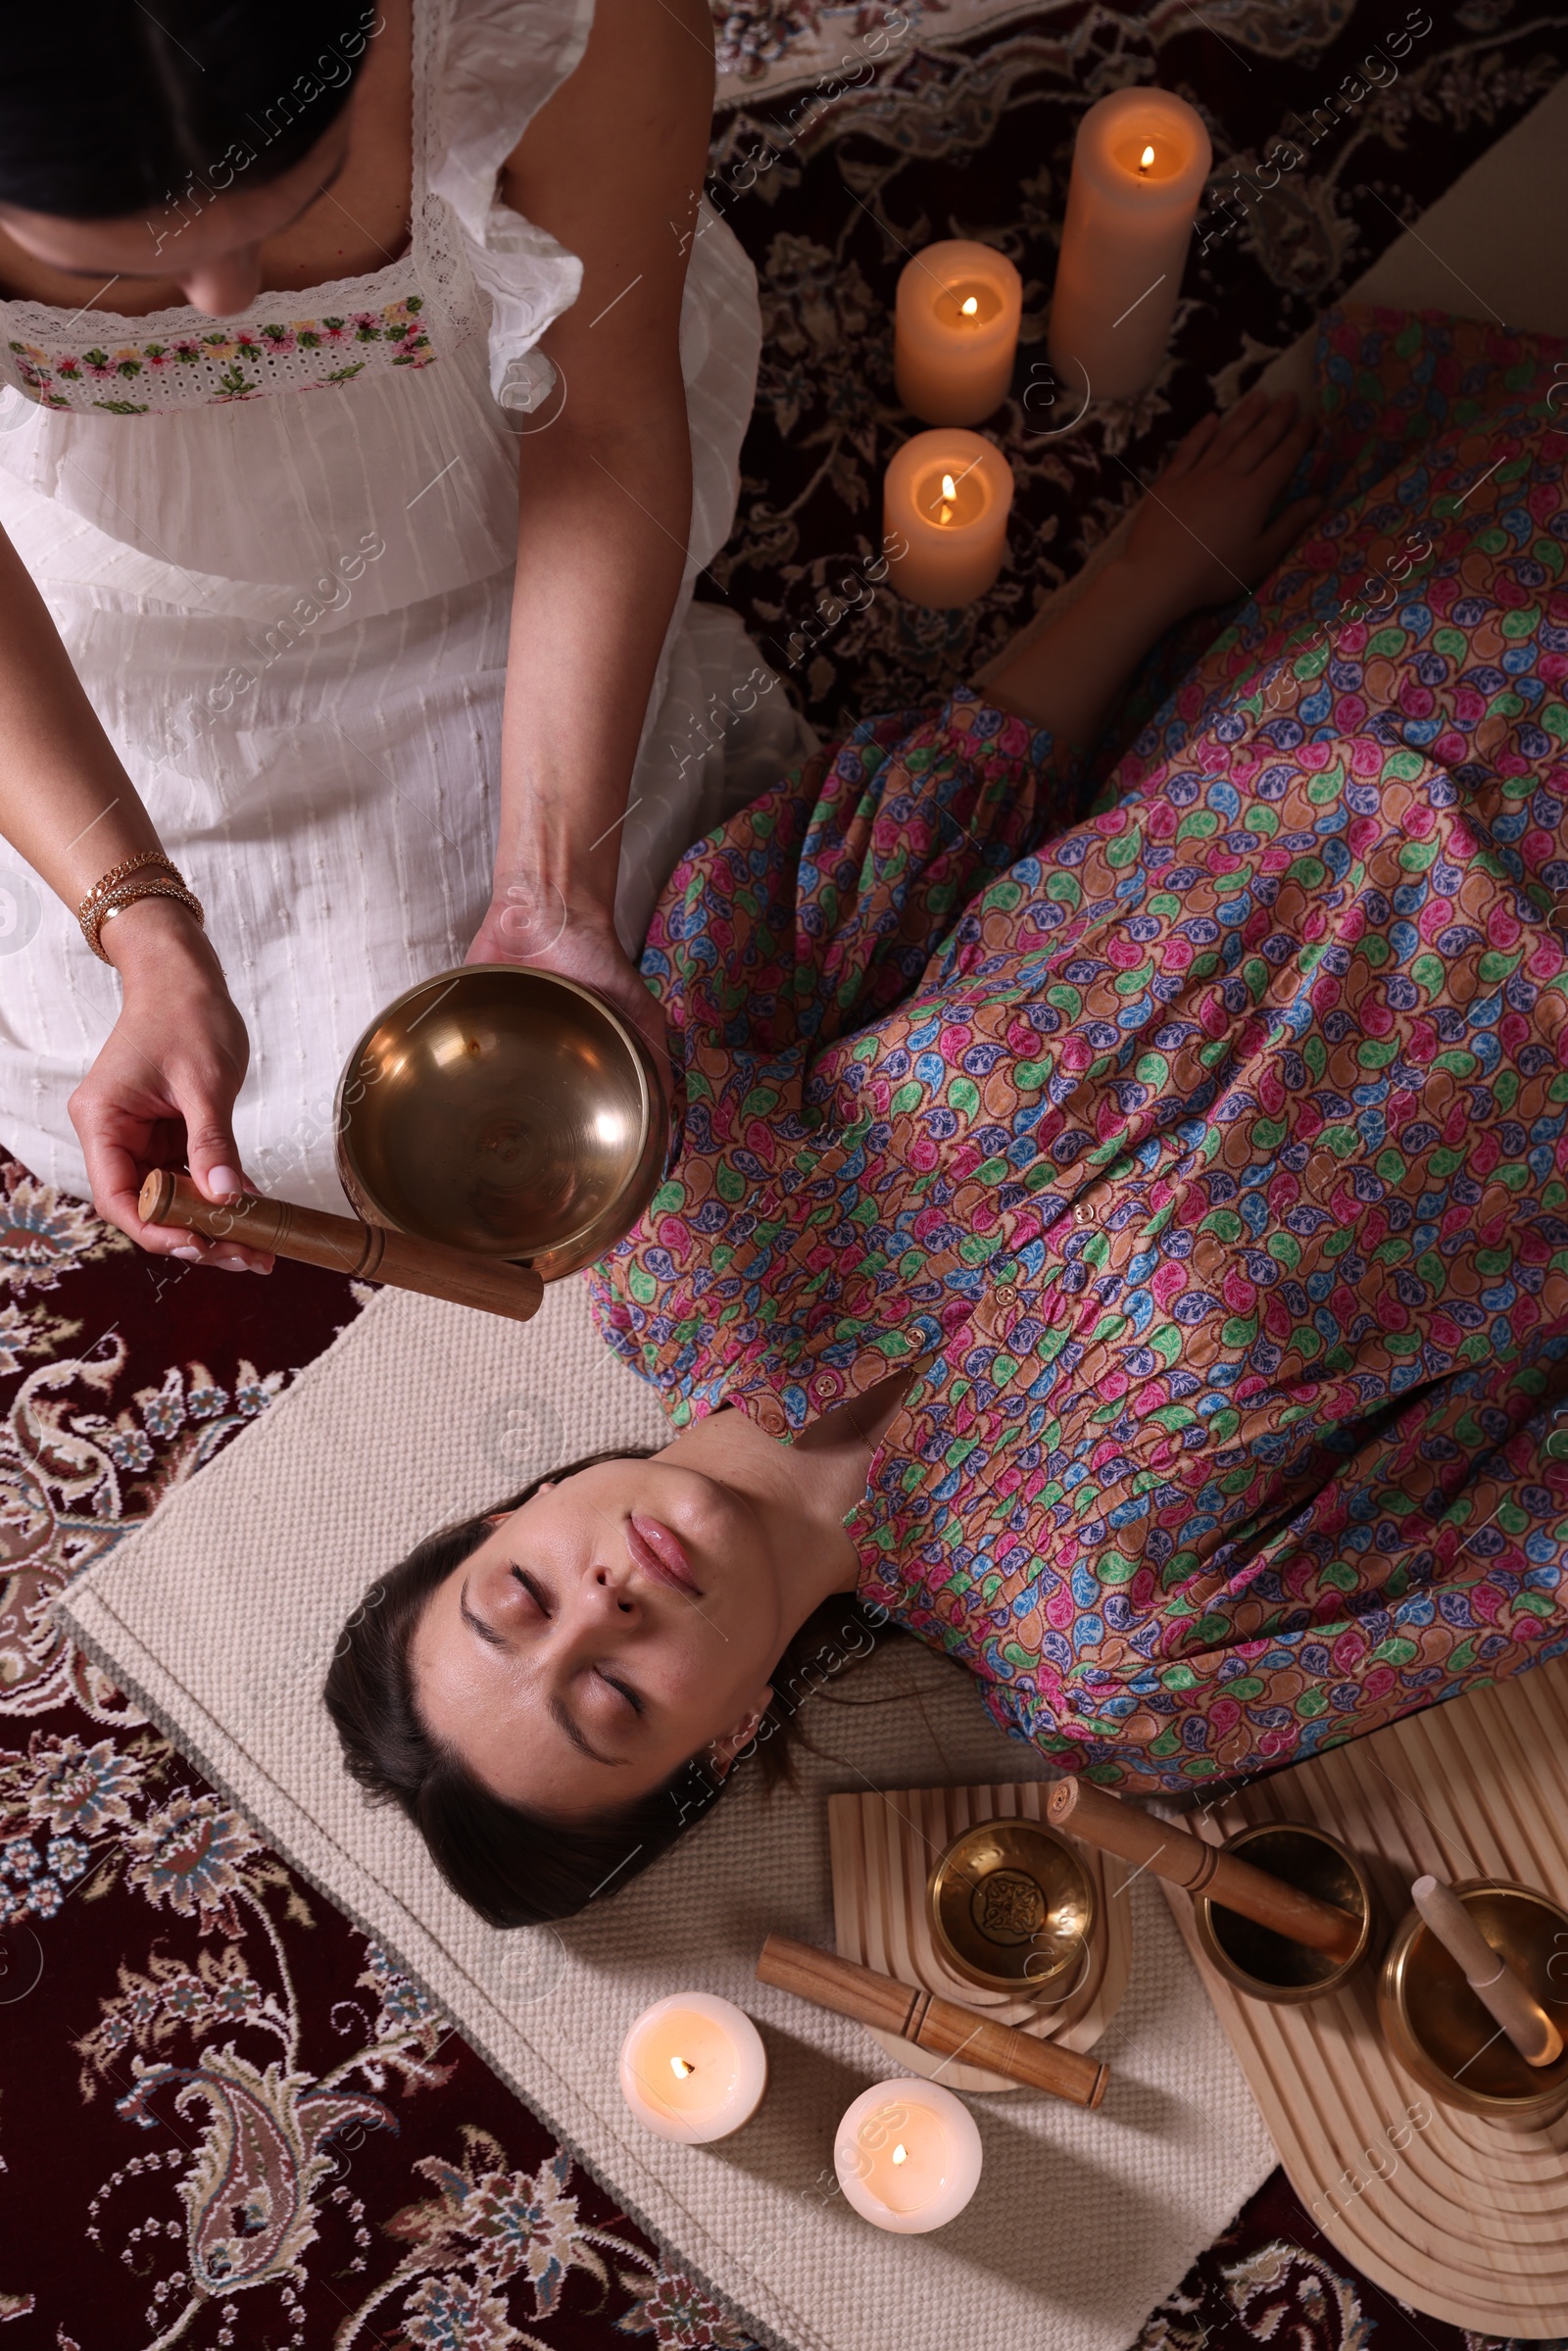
[1049,87,1211,402]
[884,429,1013,609]
[833,2080,983,2234]
[617,1993,768,2143]
[895,240,1023,425]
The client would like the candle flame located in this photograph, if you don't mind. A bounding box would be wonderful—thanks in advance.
[891,2143,908,2166]
[1139,142,1154,172]
[669,2056,694,2079]
[941,472,957,500]
[960,294,979,316]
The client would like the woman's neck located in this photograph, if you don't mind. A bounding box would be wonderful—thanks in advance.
[656,1360,929,1628]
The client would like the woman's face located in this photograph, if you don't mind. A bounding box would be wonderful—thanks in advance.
[410,1457,788,1825]
[0,113,352,317]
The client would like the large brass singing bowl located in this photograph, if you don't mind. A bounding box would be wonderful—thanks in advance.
[334,965,668,1284]
[928,1818,1097,1997]
[1378,1878,1568,2125]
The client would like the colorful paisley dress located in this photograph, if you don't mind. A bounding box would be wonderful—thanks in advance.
[588,308,1568,1791]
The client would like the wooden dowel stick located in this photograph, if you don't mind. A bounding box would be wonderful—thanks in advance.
[1411,1875,1564,2068]
[1048,1777,1363,1966]
[756,1932,1108,2109]
[139,1170,544,1326]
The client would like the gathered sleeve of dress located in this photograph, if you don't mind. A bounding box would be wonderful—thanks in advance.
[427,0,593,412]
[642,689,1090,1062]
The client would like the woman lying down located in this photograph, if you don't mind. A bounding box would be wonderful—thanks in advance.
[328,311,1568,1929]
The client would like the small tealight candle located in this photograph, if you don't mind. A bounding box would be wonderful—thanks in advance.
[1049,86,1212,402]
[884,428,1013,610]
[895,239,1023,426]
[618,1993,767,2144]
[833,2079,983,2234]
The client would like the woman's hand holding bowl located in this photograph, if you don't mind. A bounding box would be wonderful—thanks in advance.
[466,877,673,1112]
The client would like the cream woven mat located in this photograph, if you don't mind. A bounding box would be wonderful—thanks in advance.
[57,1281,1274,2351]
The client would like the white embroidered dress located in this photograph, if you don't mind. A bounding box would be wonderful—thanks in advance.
[0,0,765,1212]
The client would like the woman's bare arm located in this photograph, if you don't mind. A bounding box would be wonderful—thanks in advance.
[469,0,716,1084]
[0,523,268,1265]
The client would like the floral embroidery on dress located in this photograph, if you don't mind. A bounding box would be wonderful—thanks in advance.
[5,294,435,416]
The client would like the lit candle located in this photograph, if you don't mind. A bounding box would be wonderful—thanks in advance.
[1049,86,1212,402]
[833,2080,983,2234]
[883,429,1014,610]
[894,239,1023,426]
[618,1993,768,2144]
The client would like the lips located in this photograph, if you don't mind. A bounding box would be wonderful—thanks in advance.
[625,1513,703,1598]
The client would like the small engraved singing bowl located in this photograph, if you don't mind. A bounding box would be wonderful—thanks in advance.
[1377,1878,1568,2127]
[335,965,667,1284]
[928,1820,1097,1997]
[1193,1823,1376,2006]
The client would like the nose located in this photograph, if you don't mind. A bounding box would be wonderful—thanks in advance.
[584,1564,638,1618]
[181,246,266,318]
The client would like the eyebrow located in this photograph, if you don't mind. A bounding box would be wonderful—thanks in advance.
[458,1575,625,1770]
[39,153,352,283]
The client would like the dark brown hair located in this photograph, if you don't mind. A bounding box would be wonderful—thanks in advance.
[322,1449,893,1928]
[0,4,372,220]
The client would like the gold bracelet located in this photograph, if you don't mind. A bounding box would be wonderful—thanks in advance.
[81,875,205,963]
[77,848,180,922]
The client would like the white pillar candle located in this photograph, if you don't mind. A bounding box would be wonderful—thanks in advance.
[884,429,1013,610]
[1048,86,1211,402]
[618,1993,768,2144]
[895,239,1023,426]
[833,2079,983,2234]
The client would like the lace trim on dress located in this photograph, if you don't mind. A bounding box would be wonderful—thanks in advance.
[5,296,434,413]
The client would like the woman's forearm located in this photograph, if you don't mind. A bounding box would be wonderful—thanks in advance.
[497,386,692,929]
[0,522,168,906]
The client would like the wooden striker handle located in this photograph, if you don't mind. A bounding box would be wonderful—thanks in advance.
[139,1169,544,1326]
[756,1932,1108,2109]
[1048,1778,1363,1966]
[1412,1875,1564,2068]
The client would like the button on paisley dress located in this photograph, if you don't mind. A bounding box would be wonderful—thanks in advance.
[589,309,1568,1791]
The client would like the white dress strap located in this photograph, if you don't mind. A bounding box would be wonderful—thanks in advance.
[427,0,595,411]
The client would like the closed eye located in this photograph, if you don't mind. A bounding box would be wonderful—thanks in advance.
[511,1564,550,1615]
[597,1667,643,1717]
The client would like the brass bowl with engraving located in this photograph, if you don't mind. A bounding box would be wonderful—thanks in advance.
[1193,1822,1375,2006]
[335,964,667,1284]
[927,1819,1097,1996]
[1377,1878,1568,2126]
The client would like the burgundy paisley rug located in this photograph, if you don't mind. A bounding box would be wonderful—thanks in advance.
[6,1,1568,2345]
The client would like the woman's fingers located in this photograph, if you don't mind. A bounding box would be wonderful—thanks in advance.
[173,1088,273,1274]
[1232,390,1305,476]
[1205,383,1272,463]
[1161,411,1221,482]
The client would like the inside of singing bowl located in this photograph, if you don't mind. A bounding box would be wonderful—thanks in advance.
[928,1820,1096,1995]
[1204,1825,1368,1993]
[1396,1885,1568,2106]
[335,966,657,1266]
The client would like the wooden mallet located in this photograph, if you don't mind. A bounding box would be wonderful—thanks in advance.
[1047,1777,1364,1966]
[139,1169,544,1325]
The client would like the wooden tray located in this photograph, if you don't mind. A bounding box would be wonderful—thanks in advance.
[828,1781,1130,2091]
[1163,1651,1568,2338]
